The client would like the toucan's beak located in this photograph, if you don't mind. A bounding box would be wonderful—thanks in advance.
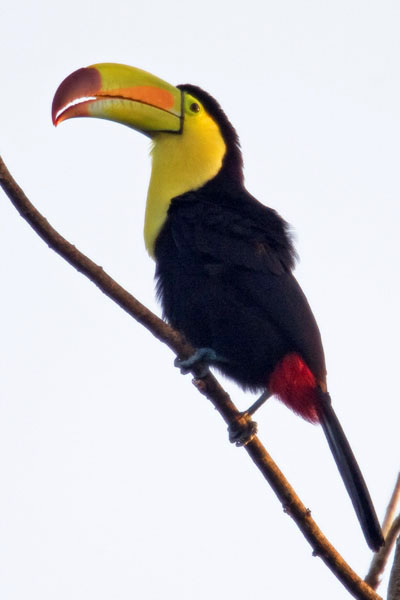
[52,63,183,136]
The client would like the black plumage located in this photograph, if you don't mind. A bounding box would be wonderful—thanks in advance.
[155,183,326,391]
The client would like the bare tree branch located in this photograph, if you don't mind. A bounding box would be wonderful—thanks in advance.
[0,155,383,600]
[365,474,400,590]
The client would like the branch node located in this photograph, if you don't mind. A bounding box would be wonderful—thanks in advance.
[192,377,207,393]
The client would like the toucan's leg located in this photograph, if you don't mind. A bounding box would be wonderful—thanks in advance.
[245,389,272,416]
[174,347,229,377]
[175,352,270,446]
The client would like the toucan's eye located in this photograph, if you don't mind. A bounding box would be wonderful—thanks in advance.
[190,102,200,113]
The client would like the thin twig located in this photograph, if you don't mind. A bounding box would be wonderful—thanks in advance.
[0,155,383,600]
[388,535,400,600]
[382,474,400,538]
[365,474,400,589]
[365,516,400,590]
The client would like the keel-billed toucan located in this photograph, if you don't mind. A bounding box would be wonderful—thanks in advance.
[52,63,383,551]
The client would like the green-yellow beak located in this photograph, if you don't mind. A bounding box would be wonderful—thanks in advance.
[52,63,182,136]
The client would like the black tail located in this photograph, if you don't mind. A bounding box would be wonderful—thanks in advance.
[317,391,384,551]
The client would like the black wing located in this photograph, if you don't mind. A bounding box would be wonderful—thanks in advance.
[156,189,326,386]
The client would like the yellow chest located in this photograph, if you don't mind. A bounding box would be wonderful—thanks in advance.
[144,113,226,257]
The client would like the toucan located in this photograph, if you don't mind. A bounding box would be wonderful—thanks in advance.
[52,63,384,551]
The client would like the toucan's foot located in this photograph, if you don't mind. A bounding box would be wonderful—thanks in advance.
[245,389,272,416]
[227,391,269,446]
[228,412,258,447]
[174,347,226,377]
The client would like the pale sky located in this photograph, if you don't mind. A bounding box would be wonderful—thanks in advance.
[1,1,400,599]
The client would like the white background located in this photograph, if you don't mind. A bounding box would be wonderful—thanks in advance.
[1,1,399,598]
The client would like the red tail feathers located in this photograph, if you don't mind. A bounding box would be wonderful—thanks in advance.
[268,353,319,423]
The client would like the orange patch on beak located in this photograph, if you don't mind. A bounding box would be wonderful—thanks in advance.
[96,86,175,111]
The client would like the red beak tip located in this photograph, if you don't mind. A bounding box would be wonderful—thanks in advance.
[51,66,101,127]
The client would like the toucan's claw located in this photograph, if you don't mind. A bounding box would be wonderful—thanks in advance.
[174,347,227,377]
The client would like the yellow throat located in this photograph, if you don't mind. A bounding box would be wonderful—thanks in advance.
[144,104,226,257]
